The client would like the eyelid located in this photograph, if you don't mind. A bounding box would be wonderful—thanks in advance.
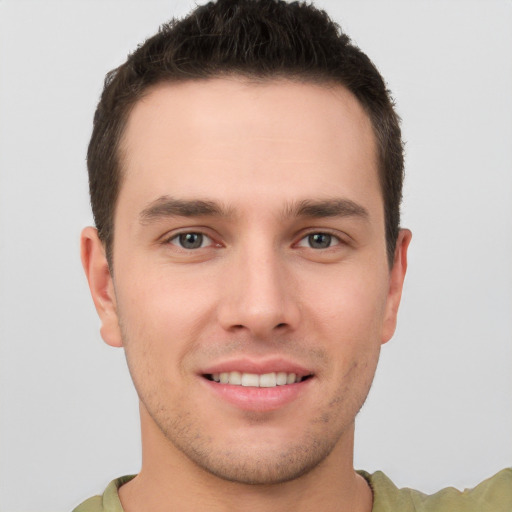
[169,232,213,249]
[294,229,348,248]
[158,227,350,250]
[160,227,222,249]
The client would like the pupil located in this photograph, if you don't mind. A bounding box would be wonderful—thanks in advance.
[309,233,331,249]
[179,233,203,249]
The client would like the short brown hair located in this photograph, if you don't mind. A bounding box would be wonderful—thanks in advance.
[87,0,404,266]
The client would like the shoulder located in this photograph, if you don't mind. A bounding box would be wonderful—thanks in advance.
[359,468,512,512]
[72,495,103,512]
[72,475,136,512]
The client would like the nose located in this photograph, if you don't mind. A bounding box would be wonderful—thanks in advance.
[217,243,300,338]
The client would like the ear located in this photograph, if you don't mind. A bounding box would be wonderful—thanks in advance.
[80,227,123,347]
[381,228,412,344]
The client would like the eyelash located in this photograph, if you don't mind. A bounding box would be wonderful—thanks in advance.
[296,231,342,250]
[167,232,216,250]
[165,230,344,250]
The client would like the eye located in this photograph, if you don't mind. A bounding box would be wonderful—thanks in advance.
[297,232,340,249]
[169,232,213,249]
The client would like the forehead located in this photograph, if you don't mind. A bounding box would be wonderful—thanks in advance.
[118,78,381,219]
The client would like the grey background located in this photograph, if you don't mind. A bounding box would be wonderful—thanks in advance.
[0,1,511,510]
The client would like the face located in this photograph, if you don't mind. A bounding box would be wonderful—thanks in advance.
[82,78,410,485]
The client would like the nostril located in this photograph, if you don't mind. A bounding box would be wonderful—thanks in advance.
[276,323,287,329]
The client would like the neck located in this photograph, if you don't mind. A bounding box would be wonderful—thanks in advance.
[119,403,373,512]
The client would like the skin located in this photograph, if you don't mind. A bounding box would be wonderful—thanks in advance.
[82,78,411,512]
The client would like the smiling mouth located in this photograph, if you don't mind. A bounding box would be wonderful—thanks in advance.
[204,371,313,388]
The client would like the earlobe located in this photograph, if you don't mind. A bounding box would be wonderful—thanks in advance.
[381,228,412,344]
[80,227,123,348]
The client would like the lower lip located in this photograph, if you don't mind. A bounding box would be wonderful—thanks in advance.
[201,377,313,412]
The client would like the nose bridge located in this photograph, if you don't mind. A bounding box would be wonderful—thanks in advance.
[218,233,298,335]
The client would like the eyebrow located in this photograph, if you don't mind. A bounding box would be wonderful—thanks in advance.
[140,196,232,223]
[139,196,369,224]
[285,198,369,220]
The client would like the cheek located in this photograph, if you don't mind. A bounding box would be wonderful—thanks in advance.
[300,264,389,396]
[114,273,206,379]
[303,263,389,341]
[117,264,215,332]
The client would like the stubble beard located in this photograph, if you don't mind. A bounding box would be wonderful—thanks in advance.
[149,406,347,485]
[137,374,375,486]
[121,322,380,487]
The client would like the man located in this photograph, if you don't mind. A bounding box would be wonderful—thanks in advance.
[75,0,511,510]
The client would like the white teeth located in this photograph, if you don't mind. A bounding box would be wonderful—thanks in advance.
[259,372,277,387]
[210,371,306,387]
[276,372,287,385]
[241,373,259,387]
[229,371,242,385]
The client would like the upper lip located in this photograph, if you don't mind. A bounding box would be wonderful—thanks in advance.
[200,357,314,378]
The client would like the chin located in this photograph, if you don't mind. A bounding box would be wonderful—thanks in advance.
[164,422,343,486]
[187,447,331,485]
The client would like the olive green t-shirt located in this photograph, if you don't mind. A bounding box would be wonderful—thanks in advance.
[73,469,512,512]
